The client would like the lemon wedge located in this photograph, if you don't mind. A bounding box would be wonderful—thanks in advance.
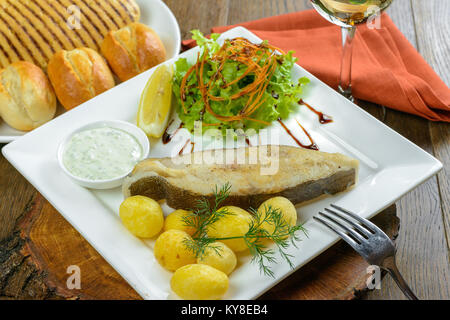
[137,64,174,138]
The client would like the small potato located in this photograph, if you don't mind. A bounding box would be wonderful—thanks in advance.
[154,230,196,272]
[171,264,228,300]
[119,196,164,238]
[207,206,253,252]
[197,242,237,275]
[257,197,297,238]
[163,209,196,236]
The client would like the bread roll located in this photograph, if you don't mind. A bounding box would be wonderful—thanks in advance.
[0,0,141,70]
[47,48,115,110]
[0,61,56,131]
[101,23,166,81]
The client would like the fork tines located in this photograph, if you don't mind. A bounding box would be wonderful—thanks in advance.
[313,205,418,300]
[313,204,382,247]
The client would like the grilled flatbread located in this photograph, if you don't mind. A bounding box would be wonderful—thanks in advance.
[0,0,140,70]
[123,145,359,210]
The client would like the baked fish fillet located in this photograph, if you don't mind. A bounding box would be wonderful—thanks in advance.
[0,0,140,70]
[123,145,359,210]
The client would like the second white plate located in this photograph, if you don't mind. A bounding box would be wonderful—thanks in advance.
[0,0,181,143]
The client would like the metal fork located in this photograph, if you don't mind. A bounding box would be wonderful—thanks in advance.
[313,204,418,300]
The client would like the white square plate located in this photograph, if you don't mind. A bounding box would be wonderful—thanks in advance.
[0,0,181,143]
[3,27,442,300]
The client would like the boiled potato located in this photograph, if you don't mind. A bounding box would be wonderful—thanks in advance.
[171,264,229,300]
[257,197,297,239]
[119,196,164,238]
[207,206,253,252]
[154,229,196,272]
[197,242,237,275]
[163,209,196,236]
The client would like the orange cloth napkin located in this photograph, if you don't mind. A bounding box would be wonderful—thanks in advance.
[183,10,450,122]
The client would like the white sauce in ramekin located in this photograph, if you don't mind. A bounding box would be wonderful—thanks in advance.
[63,127,142,181]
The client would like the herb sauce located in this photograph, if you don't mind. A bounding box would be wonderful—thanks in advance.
[63,127,142,181]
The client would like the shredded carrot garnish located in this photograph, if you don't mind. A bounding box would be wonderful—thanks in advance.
[180,37,283,126]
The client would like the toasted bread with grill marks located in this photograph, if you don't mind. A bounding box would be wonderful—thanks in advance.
[122,145,359,210]
[0,0,140,70]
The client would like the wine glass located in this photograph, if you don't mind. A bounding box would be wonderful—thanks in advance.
[310,0,393,101]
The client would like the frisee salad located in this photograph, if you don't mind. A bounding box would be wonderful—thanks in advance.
[173,30,310,133]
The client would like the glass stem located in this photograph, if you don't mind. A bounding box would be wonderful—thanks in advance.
[338,26,356,101]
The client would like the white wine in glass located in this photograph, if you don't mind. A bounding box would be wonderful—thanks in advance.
[310,0,393,100]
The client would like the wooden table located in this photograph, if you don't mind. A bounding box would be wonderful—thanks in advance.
[0,0,449,300]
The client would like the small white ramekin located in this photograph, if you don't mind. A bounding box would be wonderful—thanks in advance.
[57,120,150,190]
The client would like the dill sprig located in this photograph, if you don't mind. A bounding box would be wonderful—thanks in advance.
[182,183,308,277]
[182,183,233,259]
[245,205,306,277]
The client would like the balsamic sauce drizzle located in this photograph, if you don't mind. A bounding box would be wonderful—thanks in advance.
[162,121,184,144]
[296,119,319,150]
[178,139,191,155]
[299,99,333,124]
[277,119,319,150]
[178,140,196,155]
[276,100,333,150]
[163,100,330,152]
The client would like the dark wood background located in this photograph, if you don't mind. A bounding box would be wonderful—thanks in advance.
[0,0,449,300]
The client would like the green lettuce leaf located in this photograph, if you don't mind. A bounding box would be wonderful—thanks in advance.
[173,30,310,134]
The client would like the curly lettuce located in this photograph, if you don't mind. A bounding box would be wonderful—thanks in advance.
[173,30,309,134]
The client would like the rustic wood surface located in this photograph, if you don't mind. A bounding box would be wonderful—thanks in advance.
[0,0,449,300]
[0,191,399,300]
